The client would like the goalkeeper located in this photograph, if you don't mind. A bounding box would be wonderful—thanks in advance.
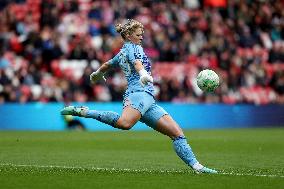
[61,19,217,174]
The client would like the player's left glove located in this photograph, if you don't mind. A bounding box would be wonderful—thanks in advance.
[90,70,106,84]
[139,69,153,87]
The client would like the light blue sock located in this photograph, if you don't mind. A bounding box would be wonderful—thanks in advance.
[173,136,198,167]
[86,110,120,128]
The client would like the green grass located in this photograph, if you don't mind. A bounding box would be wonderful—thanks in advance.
[0,128,284,189]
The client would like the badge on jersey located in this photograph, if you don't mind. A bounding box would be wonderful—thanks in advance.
[134,52,143,60]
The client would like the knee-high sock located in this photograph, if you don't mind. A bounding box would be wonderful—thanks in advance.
[173,136,198,167]
[85,110,120,127]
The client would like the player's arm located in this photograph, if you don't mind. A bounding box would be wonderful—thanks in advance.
[134,60,153,87]
[90,52,121,84]
[89,61,111,84]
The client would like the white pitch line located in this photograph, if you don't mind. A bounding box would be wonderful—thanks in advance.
[0,163,186,173]
[219,172,284,178]
[0,163,283,178]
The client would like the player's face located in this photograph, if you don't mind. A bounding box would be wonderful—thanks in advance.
[128,27,143,45]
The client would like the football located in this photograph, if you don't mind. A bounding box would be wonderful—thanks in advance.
[196,69,219,92]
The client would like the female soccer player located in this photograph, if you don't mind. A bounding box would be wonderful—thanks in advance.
[61,19,217,174]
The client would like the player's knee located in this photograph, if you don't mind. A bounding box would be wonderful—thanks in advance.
[116,119,133,130]
[118,123,132,130]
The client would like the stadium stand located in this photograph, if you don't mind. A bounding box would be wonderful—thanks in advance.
[0,0,283,104]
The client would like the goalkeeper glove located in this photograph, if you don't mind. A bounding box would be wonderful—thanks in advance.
[90,70,106,84]
[139,69,153,87]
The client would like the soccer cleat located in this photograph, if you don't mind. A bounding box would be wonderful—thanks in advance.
[60,106,89,117]
[195,166,218,174]
[192,162,218,174]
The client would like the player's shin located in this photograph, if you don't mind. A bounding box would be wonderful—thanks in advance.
[172,136,198,167]
[172,135,218,173]
[86,110,120,128]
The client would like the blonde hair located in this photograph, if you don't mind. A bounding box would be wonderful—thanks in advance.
[115,19,144,40]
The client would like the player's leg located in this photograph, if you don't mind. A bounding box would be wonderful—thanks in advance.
[153,114,184,139]
[60,105,141,130]
[114,106,141,130]
[60,91,153,130]
[61,106,121,128]
[87,105,143,130]
[156,115,217,173]
[141,105,217,174]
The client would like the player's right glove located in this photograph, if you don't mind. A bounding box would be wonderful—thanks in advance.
[138,69,153,87]
[90,70,106,84]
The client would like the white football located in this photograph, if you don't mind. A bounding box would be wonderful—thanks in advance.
[196,69,219,92]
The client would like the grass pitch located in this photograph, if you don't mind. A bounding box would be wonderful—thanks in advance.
[0,128,283,189]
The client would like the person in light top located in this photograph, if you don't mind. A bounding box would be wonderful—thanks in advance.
[61,19,217,174]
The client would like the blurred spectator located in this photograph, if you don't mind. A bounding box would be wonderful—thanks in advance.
[0,0,283,104]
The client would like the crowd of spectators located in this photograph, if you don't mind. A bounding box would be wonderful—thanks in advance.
[0,0,283,104]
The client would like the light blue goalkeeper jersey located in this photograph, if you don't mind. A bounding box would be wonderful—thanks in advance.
[108,42,155,96]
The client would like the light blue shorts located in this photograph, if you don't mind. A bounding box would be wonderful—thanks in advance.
[123,91,168,129]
